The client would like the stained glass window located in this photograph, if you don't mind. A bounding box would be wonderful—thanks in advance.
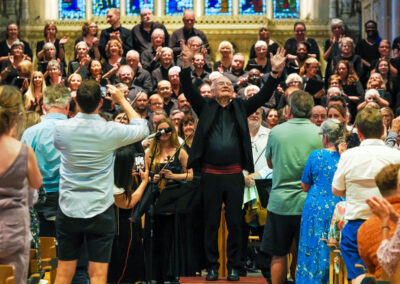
[273,0,299,19]
[239,0,265,15]
[165,0,193,15]
[92,0,120,16]
[126,0,154,15]
[205,0,232,15]
[59,0,86,20]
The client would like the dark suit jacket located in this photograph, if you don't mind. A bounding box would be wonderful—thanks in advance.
[180,67,279,172]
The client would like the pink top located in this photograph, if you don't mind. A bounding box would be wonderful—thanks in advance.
[377,219,400,277]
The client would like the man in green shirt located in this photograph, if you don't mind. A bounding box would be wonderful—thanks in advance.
[261,90,323,284]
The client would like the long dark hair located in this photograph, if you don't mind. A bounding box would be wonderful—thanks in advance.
[114,143,144,203]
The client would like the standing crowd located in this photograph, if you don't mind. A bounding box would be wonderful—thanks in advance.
[1,7,400,284]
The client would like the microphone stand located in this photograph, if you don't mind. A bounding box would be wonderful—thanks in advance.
[145,133,160,284]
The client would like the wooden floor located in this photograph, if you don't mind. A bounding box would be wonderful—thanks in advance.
[180,276,266,283]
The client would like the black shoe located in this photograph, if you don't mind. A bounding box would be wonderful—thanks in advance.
[206,268,218,281]
[227,269,240,281]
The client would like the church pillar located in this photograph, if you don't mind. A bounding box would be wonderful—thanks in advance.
[44,0,58,20]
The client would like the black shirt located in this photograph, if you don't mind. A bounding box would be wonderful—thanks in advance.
[284,37,320,61]
[355,39,380,64]
[133,67,152,95]
[169,27,209,58]
[141,47,160,73]
[204,104,242,166]
[99,26,132,58]
[0,39,33,62]
[131,22,169,53]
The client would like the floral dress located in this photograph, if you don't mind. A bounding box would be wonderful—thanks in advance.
[296,149,345,284]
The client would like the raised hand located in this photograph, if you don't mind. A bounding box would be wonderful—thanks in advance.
[179,40,194,69]
[8,53,14,65]
[270,47,287,74]
[107,84,125,104]
[154,46,162,61]
[60,36,70,45]
[366,196,391,225]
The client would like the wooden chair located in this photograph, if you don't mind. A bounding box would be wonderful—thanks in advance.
[0,265,15,284]
[320,239,349,284]
[40,237,58,284]
[381,262,400,283]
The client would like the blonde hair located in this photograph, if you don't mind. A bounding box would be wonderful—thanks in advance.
[148,118,180,172]
[299,57,319,75]
[0,86,25,137]
[105,39,123,58]
[25,71,46,110]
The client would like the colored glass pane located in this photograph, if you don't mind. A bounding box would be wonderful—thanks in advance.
[126,0,154,15]
[239,0,265,15]
[165,0,193,15]
[205,0,232,15]
[273,0,299,19]
[92,0,120,16]
[59,0,86,20]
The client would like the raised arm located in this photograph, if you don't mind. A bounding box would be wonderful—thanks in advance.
[179,41,205,114]
[246,48,286,116]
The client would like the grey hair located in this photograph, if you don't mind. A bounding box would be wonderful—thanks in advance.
[151,28,165,37]
[244,85,260,97]
[289,90,314,118]
[285,73,303,85]
[47,60,60,70]
[188,36,203,45]
[126,49,140,59]
[327,87,343,97]
[43,85,71,109]
[330,18,344,30]
[218,41,233,53]
[160,47,173,55]
[321,118,345,144]
[43,42,56,51]
[115,83,128,89]
[254,40,268,49]
[11,40,24,50]
[365,88,380,98]
[339,37,354,50]
[209,71,223,83]
[117,65,134,77]
[168,66,181,75]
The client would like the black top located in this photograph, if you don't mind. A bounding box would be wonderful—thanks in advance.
[68,60,89,80]
[331,54,364,78]
[245,58,272,74]
[204,104,242,166]
[393,36,400,51]
[169,27,209,58]
[249,41,279,59]
[133,67,152,95]
[37,61,67,77]
[36,39,62,59]
[102,57,127,85]
[99,26,132,58]
[191,70,210,90]
[355,39,380,64]
[0,61,18,85]
[284,37,320,61]
[213,61,230,72]
[141,47,160,73]
[180,67,280,172]
[151,65,171,91]
[131,22,169,53]
[0,39,33,60]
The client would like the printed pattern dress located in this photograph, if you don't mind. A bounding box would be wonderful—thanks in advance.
[296,149,345,284]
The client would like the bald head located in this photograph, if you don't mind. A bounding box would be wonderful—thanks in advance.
[310,105,327,127]
[140,9,153,24]
[183,9,195,31]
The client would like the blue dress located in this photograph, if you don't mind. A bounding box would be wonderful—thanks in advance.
[296,149,344,284]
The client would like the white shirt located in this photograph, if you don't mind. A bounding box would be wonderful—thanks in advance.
[54,113,149,218]
[332,139,400,220]
[251,125,272,178]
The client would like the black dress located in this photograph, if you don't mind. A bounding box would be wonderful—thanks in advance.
[146,149,203,282]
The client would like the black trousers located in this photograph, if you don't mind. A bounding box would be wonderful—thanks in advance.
[201,172,244,271]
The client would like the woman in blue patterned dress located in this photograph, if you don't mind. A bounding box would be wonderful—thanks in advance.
[296,119,346,284]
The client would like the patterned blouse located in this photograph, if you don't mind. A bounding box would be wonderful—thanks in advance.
[377,219,400,277]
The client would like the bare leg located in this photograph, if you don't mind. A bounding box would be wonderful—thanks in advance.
[88,261,109,284]
[54,260,77,284]
[270,255,286,284]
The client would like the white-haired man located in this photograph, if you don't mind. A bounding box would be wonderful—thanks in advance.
[126,50,152,94]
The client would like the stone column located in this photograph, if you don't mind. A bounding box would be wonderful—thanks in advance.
[392,0,400,41]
